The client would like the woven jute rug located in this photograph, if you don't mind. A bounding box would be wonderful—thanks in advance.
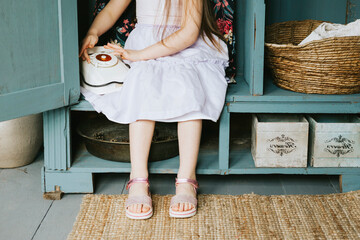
[67,191,360,240]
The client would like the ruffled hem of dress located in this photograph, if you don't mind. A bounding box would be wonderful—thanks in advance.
[81,91,220,124]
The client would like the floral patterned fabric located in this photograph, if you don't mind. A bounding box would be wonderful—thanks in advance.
[93,0,136,46]
[211,0,236,82]
[93,0,236,82]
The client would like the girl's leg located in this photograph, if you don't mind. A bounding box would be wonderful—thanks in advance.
[172,119,202,212]
[128,120,155,214]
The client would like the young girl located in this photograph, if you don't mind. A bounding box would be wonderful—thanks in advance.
[79,0,229,219]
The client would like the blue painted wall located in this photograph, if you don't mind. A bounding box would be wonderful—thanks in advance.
[265,0,360,25]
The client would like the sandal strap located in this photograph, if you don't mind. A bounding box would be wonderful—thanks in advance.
[175,178,199,194]
[125,195,152,209]
[170,194,197,208]
[126,177,149,191]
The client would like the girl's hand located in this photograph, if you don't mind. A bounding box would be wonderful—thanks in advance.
[79,34,99,63]
[104,43,145,62]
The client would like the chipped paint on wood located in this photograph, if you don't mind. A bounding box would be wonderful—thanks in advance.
[346,0,360,23]
[254,14,257,48]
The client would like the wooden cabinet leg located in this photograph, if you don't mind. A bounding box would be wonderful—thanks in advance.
[339,175,360,193]
[43,170,94,196]
[43,186,64,200]
[219,106,230,174]
[43,107,71,171]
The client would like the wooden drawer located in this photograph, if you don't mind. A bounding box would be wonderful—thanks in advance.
[307,115,360,167]
[251,114,309,168]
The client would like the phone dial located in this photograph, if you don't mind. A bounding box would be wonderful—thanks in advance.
[80,46,129,95]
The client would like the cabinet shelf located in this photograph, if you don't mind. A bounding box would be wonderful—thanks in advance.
[227,75,360,103]
[229,149,360,175]
[226,76,360,113]
[69,143,221,174]
[61,142,360,176]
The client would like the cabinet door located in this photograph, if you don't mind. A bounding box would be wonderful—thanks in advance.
[0,0,80,121]
[235,0,265,96]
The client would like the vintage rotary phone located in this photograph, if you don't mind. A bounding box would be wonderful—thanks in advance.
[80,46,129,95]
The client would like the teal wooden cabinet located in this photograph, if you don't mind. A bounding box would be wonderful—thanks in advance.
[44,0,360,197]
[1,0,359,197]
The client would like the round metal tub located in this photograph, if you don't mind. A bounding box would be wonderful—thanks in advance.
[76,115,179,162]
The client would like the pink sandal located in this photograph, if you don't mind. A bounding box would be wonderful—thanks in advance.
[169,178,199,218]
[125,177,153,220]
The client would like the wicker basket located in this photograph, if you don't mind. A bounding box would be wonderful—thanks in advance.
[265,20,360,95]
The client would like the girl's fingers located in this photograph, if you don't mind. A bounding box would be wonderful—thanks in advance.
[104,46,126,57]
[79,47,89,61]
[106,42,123,50]
[79,46,86,58]
[79,44,90,62]
[107,49,127,60]
[79,38,91,54]
[79,43,90,58]
[84,50,90,63]
[104,45,121,51]
[79,36,97,58]
[80,42,129,61]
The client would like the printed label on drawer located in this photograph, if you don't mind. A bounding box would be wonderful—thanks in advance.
[324,135,355,157]
[266,134,297,156]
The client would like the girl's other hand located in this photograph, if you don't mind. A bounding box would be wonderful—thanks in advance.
[79,34,99,63]
[104,43,144,62]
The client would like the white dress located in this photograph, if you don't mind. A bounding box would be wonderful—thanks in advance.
[81,0,229,124]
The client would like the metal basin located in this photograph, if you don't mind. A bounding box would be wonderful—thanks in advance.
[76,115,179,162]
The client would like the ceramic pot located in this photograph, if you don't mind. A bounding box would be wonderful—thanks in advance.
[0,114,43,168]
